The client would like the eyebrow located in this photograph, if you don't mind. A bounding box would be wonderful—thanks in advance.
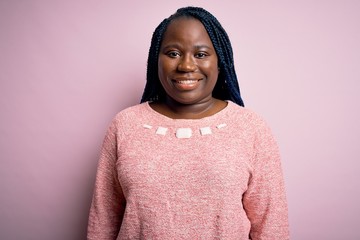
[161,44,212,50]
[194,45,212,50]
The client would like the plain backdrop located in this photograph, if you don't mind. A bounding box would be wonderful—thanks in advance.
[1,1,359,239]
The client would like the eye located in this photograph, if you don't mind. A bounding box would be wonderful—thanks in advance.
[195,52,208,59]
[166,51,180,58]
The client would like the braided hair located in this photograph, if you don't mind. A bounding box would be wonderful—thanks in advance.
[140,6,244,107]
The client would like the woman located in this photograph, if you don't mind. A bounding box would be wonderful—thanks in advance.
[88,6,289,239]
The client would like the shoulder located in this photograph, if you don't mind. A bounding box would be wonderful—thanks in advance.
[115,102,148,117]
[111,102,149,123]
[104,103,149,135]
[226,101,268,131]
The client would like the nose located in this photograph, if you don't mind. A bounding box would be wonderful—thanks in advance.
[177,54,197,72]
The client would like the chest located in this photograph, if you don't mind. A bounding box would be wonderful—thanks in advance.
[116,124,254,199]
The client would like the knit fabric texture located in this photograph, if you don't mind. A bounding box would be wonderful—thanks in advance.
[87,101,289,239]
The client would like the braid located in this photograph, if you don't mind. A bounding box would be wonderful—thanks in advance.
[141,6,244,107]
[141,19,169,102]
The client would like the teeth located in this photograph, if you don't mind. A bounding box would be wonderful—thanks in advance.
[176,80,198,84]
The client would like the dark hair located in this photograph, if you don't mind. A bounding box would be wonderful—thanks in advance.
[140,6,244,107]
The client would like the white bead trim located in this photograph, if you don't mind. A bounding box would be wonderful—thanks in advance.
[216,123,227,129]
[200,127,212,136]
[143,124,152,129]
[156,127,168,135]
[143,123,226,138]
[176,128,192,138]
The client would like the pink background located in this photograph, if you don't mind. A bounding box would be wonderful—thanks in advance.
[1,1,359,239]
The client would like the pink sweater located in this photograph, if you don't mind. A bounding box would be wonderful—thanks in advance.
[87,101,289,239]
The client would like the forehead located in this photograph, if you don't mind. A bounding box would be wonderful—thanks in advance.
[161,17,212,45]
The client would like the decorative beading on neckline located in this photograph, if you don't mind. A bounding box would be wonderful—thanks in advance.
[142,123,227,138]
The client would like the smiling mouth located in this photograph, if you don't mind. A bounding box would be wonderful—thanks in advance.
[174,79,199,85]
[172,78,201,91]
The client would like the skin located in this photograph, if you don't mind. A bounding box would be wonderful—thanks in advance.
[150,17,227,119]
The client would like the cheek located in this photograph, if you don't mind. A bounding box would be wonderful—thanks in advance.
[206,63,219,79]
[201,57,218,74]
[157,57,164,75]
[158,63,166,86]
[158,57,172,77]
[209,67,220,89]
[158,58,174,90]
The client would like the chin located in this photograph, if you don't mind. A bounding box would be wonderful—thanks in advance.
[169,95,211,106]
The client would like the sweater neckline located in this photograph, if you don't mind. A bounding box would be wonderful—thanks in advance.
[144,101,234,123]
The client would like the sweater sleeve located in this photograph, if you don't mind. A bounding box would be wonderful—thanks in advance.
[242,118,290,240]
[87,118,125,240]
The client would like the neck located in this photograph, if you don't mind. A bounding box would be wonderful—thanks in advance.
[167,97,215,117]
[150,97,227,119]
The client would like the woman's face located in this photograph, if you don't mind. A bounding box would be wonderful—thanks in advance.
[158,17,219,105]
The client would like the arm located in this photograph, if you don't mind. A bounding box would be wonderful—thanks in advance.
[243,119,289,240]
[87,119,125,240]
